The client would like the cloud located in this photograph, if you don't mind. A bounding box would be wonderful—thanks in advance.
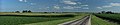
[102,5,112,8]
[19,0,23,2]
[30,3,36,5]
[63,6,81,9]
[63,6,74,9]
[74,6,81,8]
[61,0,89,9]
[46,7,50,8]
[97,7,102,9]
[81,5,89,6]
[110,3,120,6]
[19,0,27,2]
[77,2,82,4]
[97,3,120,9]
[53,5,60,9]
[24,0,27,2]
[82,7,89,9]
[102,3,120,7]
[63,0,77,5]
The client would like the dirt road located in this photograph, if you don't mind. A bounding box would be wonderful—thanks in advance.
[58,15,91,25]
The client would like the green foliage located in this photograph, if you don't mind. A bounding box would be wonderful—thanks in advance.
[91,15,118,25]
[94,14,120,22]
[0,13,88,25]
[0,16,71,25]
[21,13,88,25]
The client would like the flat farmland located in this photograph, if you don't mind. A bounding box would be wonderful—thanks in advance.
[0,12,88,25]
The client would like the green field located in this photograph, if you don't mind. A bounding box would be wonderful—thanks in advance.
[0,13,88,25]
[91,15,118,25]
[21,13,87,25]
[94,14,120,22]
[1,12,120,25]
[0,16,73,25]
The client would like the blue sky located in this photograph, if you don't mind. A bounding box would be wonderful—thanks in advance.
[1,0,120,12]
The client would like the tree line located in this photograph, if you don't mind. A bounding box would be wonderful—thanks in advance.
[15,10,32,13]
[98,11,114,14]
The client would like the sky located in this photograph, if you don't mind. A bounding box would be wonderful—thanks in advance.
[1,0,120,12]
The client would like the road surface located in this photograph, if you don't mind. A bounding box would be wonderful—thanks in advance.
[58,15,91,25]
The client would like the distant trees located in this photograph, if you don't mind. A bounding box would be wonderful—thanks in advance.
[15,11,20,13]
[101,11,106,14]
[22,10,32,13]
[28,10,31,13]
[15,10,32,13]
[106,11,114,14]
[98,11,114,14]
[22,10,27,13]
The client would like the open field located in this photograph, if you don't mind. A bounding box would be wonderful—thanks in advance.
[21,13,88,25]
[94,14,120,23]
[91,15,118,25]
[0,12,88,25]
[0,16,72,25]
[1,12,120,25]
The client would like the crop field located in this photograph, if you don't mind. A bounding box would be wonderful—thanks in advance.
[91,15,118,25]
[0,13,88,25]
[94,14,120,23]
[1,12,120,25]
[22,13,88,25]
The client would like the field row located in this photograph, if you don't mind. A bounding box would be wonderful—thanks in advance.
[94,14,120,23]
[91,15,118,25]
[0,13,88,25]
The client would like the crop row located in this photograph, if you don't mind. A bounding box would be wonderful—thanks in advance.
[0,16,72,25]
[94,14,120,23]
[91,15,118,25]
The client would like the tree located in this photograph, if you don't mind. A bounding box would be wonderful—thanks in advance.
[22,10,27,13]
[28,10,31,13]
[15,11,20,13]
[101,11,106,14]
[106,11,113,14]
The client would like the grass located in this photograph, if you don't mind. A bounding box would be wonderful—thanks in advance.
[91,15,118,25]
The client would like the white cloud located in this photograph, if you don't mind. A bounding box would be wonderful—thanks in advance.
[30,3,36,5]
[74,6,81,8]
[63,6,74,9]
[97,7,102,9]
[102,5,112,8]
[81,5,88,6]
[53,5,60,9]
[82,7,89,9]
[97,3,120,9]
[19,0,27,2]
[24,0,27,2]
[102,3,120,8]
[63,0,77,5]
[63,6,81,9]
[96,6,112,9]
[19,0,23,2]
[110,3,120,6]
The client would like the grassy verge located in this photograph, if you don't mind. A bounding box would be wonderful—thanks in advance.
[91,15,118,25]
